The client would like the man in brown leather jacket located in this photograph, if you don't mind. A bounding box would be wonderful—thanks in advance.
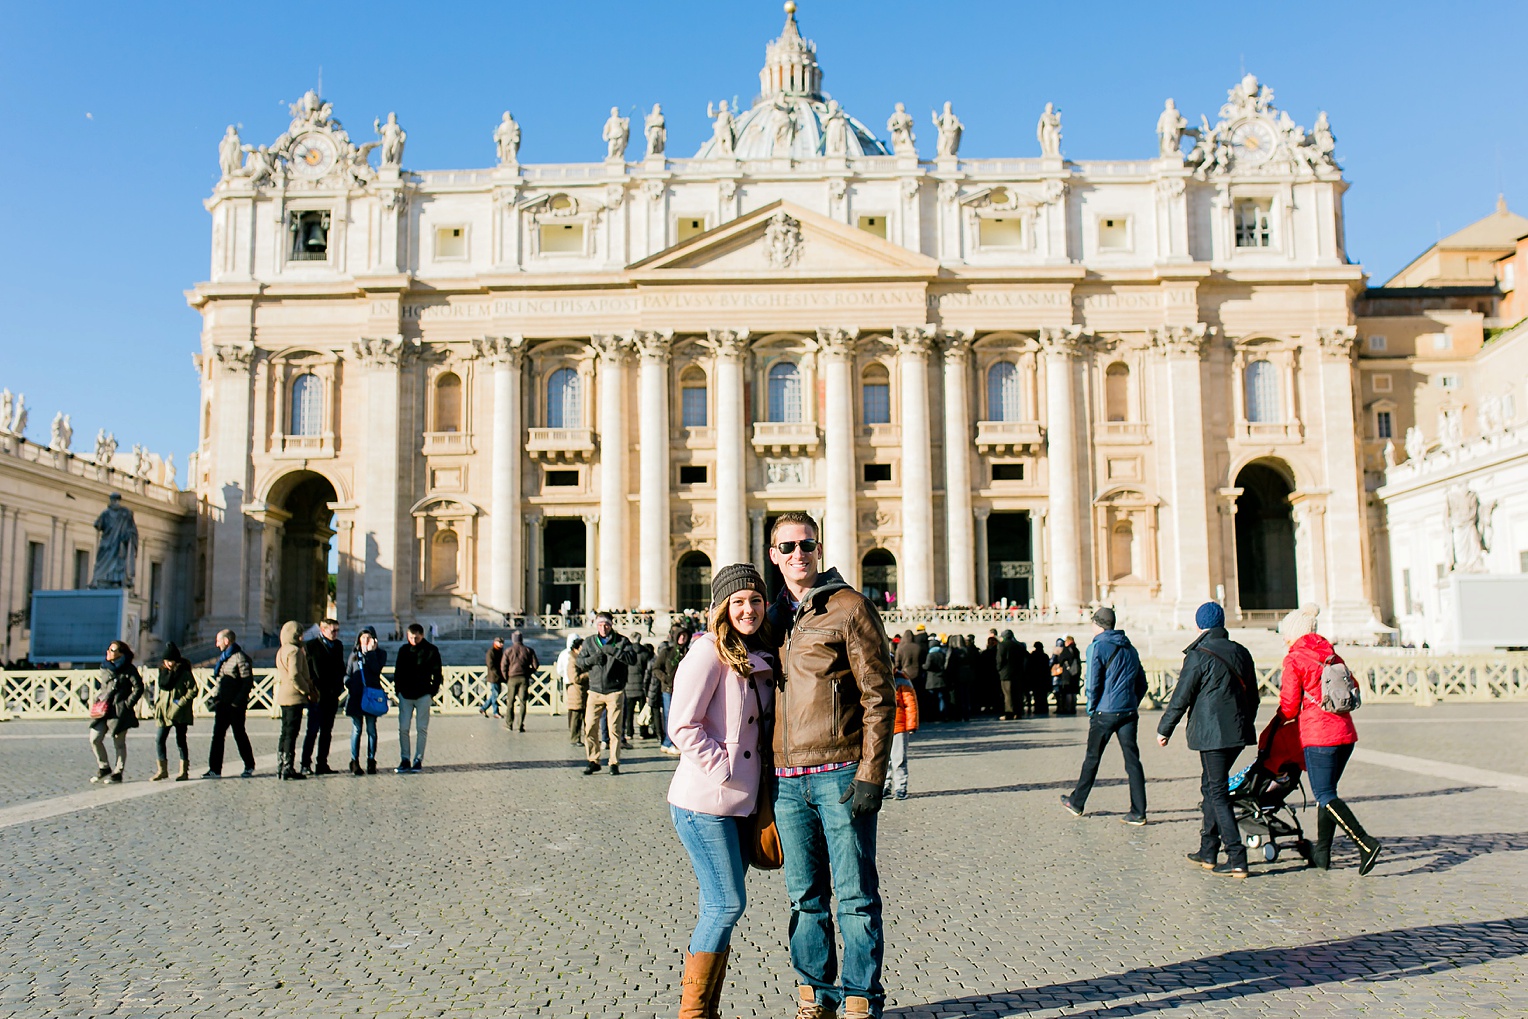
[765,511,895,1019]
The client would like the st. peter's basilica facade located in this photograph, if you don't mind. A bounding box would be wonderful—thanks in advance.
[187,5,1383,641]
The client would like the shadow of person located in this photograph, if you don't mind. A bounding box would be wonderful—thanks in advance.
[886,916,1528,1017]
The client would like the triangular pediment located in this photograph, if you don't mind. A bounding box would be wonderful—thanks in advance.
[629,200,938,278]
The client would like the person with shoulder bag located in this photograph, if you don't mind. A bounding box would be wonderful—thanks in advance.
[667,563,777,1019]
[151,643,196,782]
[1265,605,1380,874]
[89,640,144,783]
[344,627,388,775]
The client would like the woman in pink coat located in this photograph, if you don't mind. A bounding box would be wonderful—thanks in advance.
[667,562,776,1019]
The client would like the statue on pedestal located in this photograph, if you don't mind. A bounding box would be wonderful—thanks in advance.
[240,144,276,188]
[887,102,916,156]
[821,99,849,157]
[932,101,963,158]
[1403,425,1425,463]
[94,429,117,466]
[602,107,630,160]
[10,394,26,438]
[494,111,521,165]
[1156,99,1188,159]
[49,412,71,452]
[643,104,666,158]
[1037,102,1062,158]
[90,493,139,590]
[0,390,11,435]
[218,125,243,178]
[1445,484,1489,573]
[706,100,736,156]
[375,113,407,168]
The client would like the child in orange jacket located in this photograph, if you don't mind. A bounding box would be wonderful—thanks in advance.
[884,671,920,800]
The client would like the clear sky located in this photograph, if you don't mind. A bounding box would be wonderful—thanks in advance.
[2,1,1525,471]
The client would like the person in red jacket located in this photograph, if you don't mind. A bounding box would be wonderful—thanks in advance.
[1264,605,1382,874]
[883,670,920,800]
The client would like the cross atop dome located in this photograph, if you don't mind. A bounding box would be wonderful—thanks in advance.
[760,1,822,102]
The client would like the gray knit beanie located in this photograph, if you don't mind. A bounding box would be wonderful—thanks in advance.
[710,562,767,609]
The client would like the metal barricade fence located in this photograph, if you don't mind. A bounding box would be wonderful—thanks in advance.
[1139,654,1528,707]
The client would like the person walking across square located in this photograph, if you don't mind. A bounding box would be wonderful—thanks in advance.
[1060,607,1148,824]
[499,630,539,733]
[203,630,256,779]
[766,511,895,1019]
[577,612,639,775]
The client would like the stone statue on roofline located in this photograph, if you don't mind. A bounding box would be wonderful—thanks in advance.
[94,429,117,466]
[821,99,849,157]
[1156,99,1190,159]
[886,102,915,156]
[602,106,630,160]
[706,100,736,156]
[1037,102,1062,158]
[933,101,963,158]
[494,111,521,165]
[218,125,243,178]
[643,104,666,158]
[50,412,72,452]
[375,112,406,168]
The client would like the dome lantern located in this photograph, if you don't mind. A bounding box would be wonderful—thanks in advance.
[760,1,822,101]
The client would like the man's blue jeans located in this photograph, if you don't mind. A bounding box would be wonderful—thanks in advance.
[773,765,884,1016]
[661,692,675,749]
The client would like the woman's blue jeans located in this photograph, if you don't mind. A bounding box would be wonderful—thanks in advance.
[1304,742,1353,808]
[349,715,378,761]
[671,805,747,954]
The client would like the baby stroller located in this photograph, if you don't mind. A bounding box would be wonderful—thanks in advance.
[1228,721,1312,865]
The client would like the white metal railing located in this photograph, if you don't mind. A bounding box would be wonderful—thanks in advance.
[0,666,560,720]
[1139,653,1528,707]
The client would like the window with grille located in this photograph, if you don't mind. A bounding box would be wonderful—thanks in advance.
[547,368,581,427]
[1244,360,1280,422]
[986,361,1022,421]
[680,369,707,427]
[1376,411,1393,439]
[767,362,803,423]
[1234,200,1272,248]
[861,364,890,424]
[289,373,323,436]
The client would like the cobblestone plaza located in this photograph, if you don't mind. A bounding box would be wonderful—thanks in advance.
[2,704,1524,1017]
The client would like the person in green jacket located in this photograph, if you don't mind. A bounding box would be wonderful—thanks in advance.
[152,643,197,782]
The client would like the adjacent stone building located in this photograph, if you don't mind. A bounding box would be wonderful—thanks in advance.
[188,6,1386,641]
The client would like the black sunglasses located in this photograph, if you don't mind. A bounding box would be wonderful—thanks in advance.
[774,539,819,555]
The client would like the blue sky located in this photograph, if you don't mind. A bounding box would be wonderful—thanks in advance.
[2,1,1525,468]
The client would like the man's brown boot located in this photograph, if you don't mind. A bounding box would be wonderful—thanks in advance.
[795,985,837,1019]
[840,995,872,1019]
[679,950,726,1019]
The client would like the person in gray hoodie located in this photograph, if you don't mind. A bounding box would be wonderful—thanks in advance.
[1060,607,1148,825]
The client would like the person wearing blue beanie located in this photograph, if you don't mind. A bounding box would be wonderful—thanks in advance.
[1194,602,1225,630]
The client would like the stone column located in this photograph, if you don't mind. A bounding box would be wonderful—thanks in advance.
[634,330,674,610]
[817,327,860,587]
[205,341,256,632]
[894,325,936,607]
[941,331,976,605]
[1039,326,1085,615]
[1315,327,1380,638]
[525,513,543,618]
[475,336,525,614]
[707,329,751,566]
[973,507,991,606]
[592,335,633,610]
[352,336,415,629]
[750,509,767,573]
[1149,324,1214,624]
[1031,508,1048,609]
[582,512,600,613]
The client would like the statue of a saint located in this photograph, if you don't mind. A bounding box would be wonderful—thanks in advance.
[1403,425,1425,463]
[375,113,406,168]
[218,125,243,178]
[94,429,117,466]
[494,111,521,165]
[769,100,796,156]
[887,102,916,156]
[602,106,630,161]
[0,390,11,436]
[1156,99,1188,159]
[10,394,25,438]
[49,412,71,452]
[1311,111,1337,167]
[163,453,175,488]
[90,492,139,589]
[1382,439,1398,468]
[643,104,666,158]
[1439,409,1463,451]
[932,101,963,158]
[240,145,276,188]
[1445,484,1488,572]
[1037,102,1062,158]
[821,99,849,157]
[707,100,736,156]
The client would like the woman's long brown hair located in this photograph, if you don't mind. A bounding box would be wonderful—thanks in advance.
[710,594,772,677]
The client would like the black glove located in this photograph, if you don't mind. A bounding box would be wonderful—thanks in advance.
[838,779,884,819]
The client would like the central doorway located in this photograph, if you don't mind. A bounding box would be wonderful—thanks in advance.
[272,471,337,627]
[1234,462,1298,611]
[676,552,713,613]
[861,548,897,610]
[987,511,1032,606]
[542,518,588,613]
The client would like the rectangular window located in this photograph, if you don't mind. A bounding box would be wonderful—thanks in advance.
[1367,335,1388,352]
[679,465,708,485]
[992,463,1024,482]
[545,469,579,487]
[435,226,467,259]
[539,222,584,253]
[1439,374,1459,390]
[857,215,887,239]
[1376,411,1393,439]
[25,541,46,599]
[1371,374,1392,393]
[289,210,330,261]
[74,549,90,589]
[681,386,707,427]
[978,217,1023,248]
[863,463,892,483]
[1234,200,1272,248]
[1431,332,1453,351]
[862,383,890,425]
[149,561,163,627]
[676,217,707,242]
[1097,216,1129,251]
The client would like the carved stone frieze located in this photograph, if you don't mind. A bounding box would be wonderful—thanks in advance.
[212,341,256,372]
[763,211,804,269]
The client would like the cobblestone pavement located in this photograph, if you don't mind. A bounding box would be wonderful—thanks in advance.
[0,703,1524,1017]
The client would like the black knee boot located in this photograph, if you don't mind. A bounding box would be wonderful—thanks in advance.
[1325,798,1382,875]
[1310,807,1334,870]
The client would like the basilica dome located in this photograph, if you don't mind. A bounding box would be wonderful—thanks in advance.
[692,3,890,160]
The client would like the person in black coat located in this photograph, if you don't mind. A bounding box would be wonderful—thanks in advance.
[1029,642,1051,717]
[344,627,388,774]
[995,630,1023,720]
[89,641,144,783]
[1157,603,1260,877]
[977,633,1000,715]
[301,619,347,774]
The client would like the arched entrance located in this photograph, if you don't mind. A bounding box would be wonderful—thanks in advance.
[1234,462,1297,611]
[270,471,338,627]
[676,552,713,613]
[861,548,897,610]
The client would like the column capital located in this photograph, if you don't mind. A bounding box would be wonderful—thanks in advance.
[211,341,256,373]
[892,324,937,358]
[703,328,751,361]
[973,506,991,521]
[351,335,419,368]
[815,327,860,360]
[748,508,766,522]
[939,328,974,364]
[1037,325,1087,358]
[472,334,525,368]
[581,511,600,525]
[632,328,675,362]
[1315,325,1358,361]
[590,333,635,364]
[1147,323,1214,359]
[525,511,543,526]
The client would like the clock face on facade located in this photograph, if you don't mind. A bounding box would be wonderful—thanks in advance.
[290,133,337,178]
[1229,120,1277,166]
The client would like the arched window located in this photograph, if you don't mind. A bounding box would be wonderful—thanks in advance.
[430,529,459,590]
[680,366,708,428]
[675,551,712,612]
[1245,360,1280,423]
[547,367,582,428]
[289,373,323,437]
[861,363,890,425]
[767,361,803,423]
[986,361,1022,421]
[861,548,897,608]
[1110,522,1134,580]
[433,372,462,433]
[1104,362,1130,423]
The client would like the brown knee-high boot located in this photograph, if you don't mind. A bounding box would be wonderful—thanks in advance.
[679,949,728,1019]
[704,947,729,1018]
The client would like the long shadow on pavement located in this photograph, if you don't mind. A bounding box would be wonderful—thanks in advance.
[886,915,1528,1018]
